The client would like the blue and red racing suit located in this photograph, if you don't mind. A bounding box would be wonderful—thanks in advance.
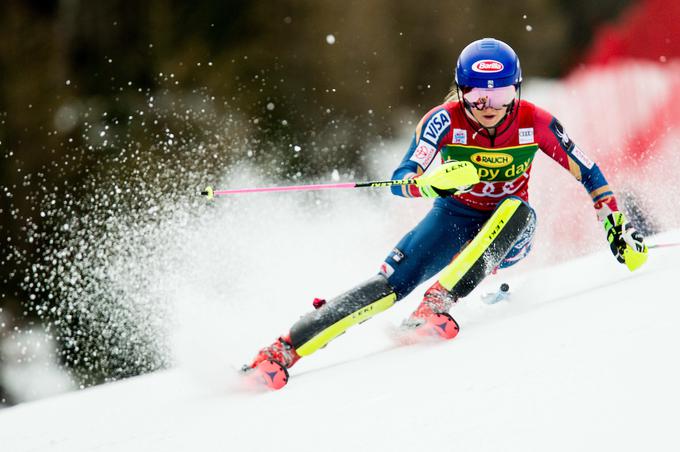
[381,99,619,298]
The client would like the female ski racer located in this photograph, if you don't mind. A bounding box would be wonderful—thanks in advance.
[244,38,648,378]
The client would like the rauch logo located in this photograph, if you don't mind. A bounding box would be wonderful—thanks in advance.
[471,152,513,168]
[471,60,504,73]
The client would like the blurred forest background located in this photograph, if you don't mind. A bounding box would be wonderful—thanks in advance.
[0,0,637,406]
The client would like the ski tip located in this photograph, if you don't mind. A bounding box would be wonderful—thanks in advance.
[255,359,289,390]
[425,313,460,340]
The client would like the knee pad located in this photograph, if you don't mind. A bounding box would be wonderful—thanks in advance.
[289,275,397,356]
[438,197,534,298]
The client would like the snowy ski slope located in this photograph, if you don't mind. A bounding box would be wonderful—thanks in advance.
[2,228,679,452]
[4,64,680,451]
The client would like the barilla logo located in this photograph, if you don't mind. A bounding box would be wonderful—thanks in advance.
[472,60,504,73]
[472,152,513,168]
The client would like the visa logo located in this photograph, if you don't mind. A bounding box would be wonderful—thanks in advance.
[422,110,451,144]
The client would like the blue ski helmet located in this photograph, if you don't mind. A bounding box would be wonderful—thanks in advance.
[455,38,522,89]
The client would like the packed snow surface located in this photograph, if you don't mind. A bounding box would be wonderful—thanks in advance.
[2,229,679,452]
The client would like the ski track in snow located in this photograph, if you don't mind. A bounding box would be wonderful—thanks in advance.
[2,229,679,452]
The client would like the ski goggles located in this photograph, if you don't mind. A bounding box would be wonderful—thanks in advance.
[462,86,517,110]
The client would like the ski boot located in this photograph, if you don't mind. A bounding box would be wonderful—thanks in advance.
[242,334,301,390]
[401,281,459,340]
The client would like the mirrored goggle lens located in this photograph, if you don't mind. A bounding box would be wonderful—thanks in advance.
[463,86,516,110]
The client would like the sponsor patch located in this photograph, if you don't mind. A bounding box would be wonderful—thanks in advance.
[442,143,539,182]
[421,110,451,146]
[570,146,594,169]
[518,127,534,144]
[549,118,573,152]
[472,152,513,168]
[391,248,405,262]
[379,262,395,278]
[472,60,504,73]
[453,128,467,144]
[409,141,437,168]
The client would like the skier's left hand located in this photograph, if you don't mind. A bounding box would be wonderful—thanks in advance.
[603,212,648,271]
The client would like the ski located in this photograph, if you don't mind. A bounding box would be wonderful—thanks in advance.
[241,359,289,390]
[419,313,460,339]
[391,312,460,345]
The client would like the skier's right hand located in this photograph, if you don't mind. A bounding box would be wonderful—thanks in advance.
[414,161,479,197]
[603,212,648,271]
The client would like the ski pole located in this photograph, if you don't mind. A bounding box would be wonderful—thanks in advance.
[200,161,480,199]
[200,179,415,199]
[648,242,680,249]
